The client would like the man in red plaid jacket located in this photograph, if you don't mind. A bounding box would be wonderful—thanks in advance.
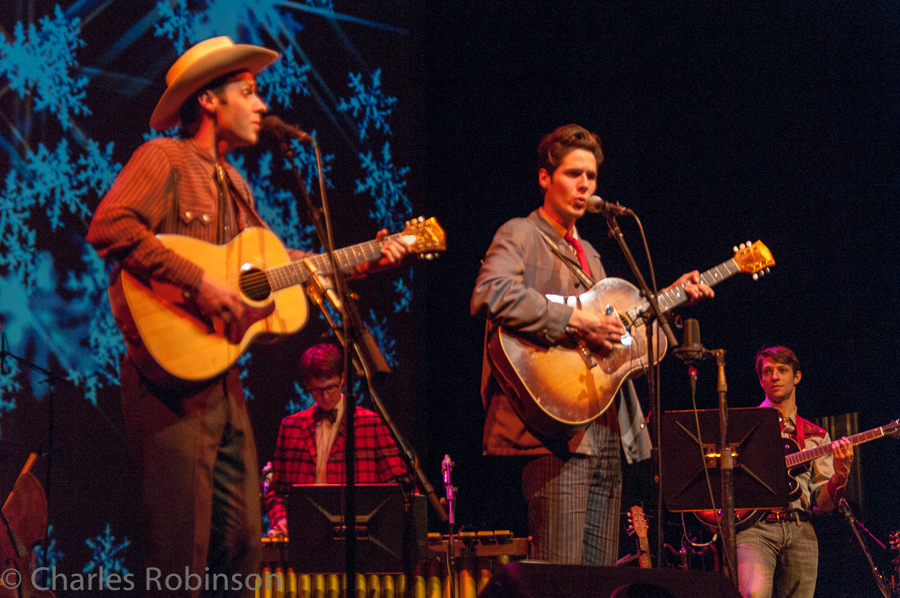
[264,343,410,537]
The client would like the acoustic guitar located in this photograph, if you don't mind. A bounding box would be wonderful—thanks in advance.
[627,505,652,569]
[0,453,54,598]
[487,241,775,438]
[109,217,445,386]
[695,419,900,533]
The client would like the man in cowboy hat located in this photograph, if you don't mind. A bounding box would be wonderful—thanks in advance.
[87,37,409,596]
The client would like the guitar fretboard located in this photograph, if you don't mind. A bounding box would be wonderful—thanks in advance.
[785,423,897,468]
[626,258,741,321]
[264,236,398,292]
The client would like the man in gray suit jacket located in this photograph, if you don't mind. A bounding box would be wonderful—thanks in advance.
[471,123,713,565]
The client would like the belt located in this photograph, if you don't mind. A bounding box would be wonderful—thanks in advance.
[764,510,810,524]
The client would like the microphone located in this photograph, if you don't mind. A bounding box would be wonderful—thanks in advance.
[674,318,711,364]
[303,259,342,312]
[442,454,455,525]
[587,195,629,217]
[261,115,313,144]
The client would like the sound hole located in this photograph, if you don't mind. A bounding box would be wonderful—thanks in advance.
[239,267,272,301]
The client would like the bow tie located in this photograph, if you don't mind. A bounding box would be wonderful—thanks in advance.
[312,405,338,424]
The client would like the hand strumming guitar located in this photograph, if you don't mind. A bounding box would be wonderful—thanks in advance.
[194,272,245,325]
[566,308,626,357]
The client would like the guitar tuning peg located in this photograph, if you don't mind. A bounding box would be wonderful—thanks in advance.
[733,245,739,253]
[752,273,758,281]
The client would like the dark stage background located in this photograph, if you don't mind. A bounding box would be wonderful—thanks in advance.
[2,1,899,596]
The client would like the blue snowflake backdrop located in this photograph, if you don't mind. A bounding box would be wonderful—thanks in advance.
[0,0,425,588]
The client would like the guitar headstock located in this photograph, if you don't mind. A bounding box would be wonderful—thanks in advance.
[883,419,900,439]
[628,505,649,539]
[398,216,446,260]
[732,240,775,280]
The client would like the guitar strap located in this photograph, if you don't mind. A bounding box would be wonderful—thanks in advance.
[534,226,595,289]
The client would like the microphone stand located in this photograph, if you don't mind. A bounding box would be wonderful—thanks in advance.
[673,329,738,586]
[275,135,362,593]
[712,348,737,583]
[0,331,68,572]
[273,133,449,594]
[603,211,677,565]
[840,499,893,598]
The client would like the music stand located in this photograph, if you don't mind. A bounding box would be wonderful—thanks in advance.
[662,407,789,512]
[287,484,426,574]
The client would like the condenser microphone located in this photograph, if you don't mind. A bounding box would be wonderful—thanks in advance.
[261,115,313,144]
[586,195,629,217]
[674,318,710,364]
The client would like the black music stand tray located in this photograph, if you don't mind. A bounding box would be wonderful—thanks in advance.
[287,484,425,574]
[662,407,790,512]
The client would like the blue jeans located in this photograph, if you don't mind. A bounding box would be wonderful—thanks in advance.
[521,427,622,565]
[737,520,819,598]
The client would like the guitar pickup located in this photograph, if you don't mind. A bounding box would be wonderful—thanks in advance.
[605,305,633,347]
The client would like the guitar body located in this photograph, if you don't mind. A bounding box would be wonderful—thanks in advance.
[695,439,811,533]
[695,419,900,533]
[487,241,775,438]
[488,277,666,437]
[111,228,308,386]
[693,509,765,534]
[109,218,446,387]
[0,461,54,598]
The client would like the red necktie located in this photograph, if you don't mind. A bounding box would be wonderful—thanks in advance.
[564,233,591,277]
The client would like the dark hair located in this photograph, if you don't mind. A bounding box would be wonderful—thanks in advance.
[537,124,604,177]
[754,345,800,379]
[300,343,343,384]
[178,69,246,132]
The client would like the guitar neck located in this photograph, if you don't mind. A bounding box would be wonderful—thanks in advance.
[627,258,742,320]
[785,423,895,468]
[265,236,394,292]
[659,259,742,312]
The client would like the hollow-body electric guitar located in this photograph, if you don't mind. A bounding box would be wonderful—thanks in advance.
[695,419,900,532]
[487,241,774,438]
[109,218,445,386]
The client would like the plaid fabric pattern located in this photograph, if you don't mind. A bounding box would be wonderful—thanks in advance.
[265,406,409,526]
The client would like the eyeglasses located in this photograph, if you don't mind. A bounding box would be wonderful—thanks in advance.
[308,384,340,397]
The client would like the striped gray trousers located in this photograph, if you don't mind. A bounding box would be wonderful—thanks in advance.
[522,425,623,565]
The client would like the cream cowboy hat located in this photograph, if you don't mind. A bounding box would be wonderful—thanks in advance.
[149,36,279,130]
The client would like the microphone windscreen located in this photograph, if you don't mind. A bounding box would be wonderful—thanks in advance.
[682,318,701,349]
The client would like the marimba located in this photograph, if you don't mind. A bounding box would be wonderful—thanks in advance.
[257,531,530,598]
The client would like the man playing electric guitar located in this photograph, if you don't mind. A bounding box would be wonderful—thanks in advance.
[86,37,410,597]
[470,123,713,566]
[736,346,854,598]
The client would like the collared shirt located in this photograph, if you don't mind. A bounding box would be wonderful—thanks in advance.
[762,402,839,513]
[86,137,266,291]
[314,399,345,483]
